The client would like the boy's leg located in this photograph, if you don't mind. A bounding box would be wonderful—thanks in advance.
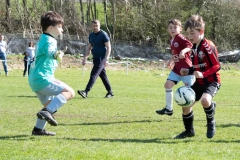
[181,75,195,87]
[202,82,221,138]
[32,118,56,136]
[175,111,195,139]
[156,71,180,116]
[36,79,74,126]
[32,93,55,136]
[204,101,216,139]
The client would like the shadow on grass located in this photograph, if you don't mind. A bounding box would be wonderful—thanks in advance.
[59,137,189,144]
[218,123,240,128]
[59,119,165,126]
[0,135,30,140]
[8,96,36,98]
[59,117,205,126]
[208,139,240,143]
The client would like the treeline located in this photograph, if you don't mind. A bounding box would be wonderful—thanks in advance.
[0,0,240,52]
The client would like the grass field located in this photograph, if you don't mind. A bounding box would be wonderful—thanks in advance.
[0,66,240,160]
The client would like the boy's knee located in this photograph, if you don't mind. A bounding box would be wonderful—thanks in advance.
[68,88,75,99]
[201,98,210,107]
[71,90,75,98]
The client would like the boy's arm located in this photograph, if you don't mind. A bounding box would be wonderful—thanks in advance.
[201,51,220,78]
[167,56,175,69]
[179,47,192,59]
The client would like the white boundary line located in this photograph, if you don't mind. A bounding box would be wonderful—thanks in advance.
[158,60,166,76]
[71,60,132,76]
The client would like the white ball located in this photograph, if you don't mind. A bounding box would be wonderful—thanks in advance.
[174,86,196,107]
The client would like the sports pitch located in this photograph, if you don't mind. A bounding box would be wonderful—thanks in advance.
[0,67,240,160]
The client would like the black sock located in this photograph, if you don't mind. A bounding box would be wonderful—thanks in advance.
[33,127,42,131]
[204,102,215,123]
[183,111,194,133]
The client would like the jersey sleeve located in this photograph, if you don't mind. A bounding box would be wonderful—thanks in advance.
[178,34,193,49]
[201,41,220,77]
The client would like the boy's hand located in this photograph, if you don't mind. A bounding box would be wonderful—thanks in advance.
[167,59,174,69]
[193,71,203,78]
[55,46,68,63]
[180,68,189,76]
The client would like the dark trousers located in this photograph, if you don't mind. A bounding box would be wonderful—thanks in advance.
[0,52,8,74]
[23,61,29,76]
[23,61,33,76]
[85,58,112,93]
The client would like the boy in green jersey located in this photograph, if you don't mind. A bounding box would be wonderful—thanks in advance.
[28,11,75,136]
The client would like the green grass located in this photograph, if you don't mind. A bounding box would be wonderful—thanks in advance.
[0,67,240,160]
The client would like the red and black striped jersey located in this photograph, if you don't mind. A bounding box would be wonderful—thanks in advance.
[190,38,221,85]
[170,34,193,75]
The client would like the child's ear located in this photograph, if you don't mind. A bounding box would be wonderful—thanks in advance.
[199,30,204,35]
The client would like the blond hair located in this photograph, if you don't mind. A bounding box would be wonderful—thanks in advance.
[184,14,205,31]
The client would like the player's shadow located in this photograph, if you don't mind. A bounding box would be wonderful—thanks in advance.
[60,119,166,126]
[217,123,240,128]
[59,137,189,144]
[0,135,30,141]
[208,139,240,143]
[8,95,36,98]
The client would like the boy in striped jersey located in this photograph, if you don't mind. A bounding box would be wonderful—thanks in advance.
[175,15,221,139]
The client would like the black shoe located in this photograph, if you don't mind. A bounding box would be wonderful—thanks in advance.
[32,129,56,136]
[206,121,216,138]
[174,130,195,139]
[77,90,87,98]
[206,102,216,138]
[156,107,173,116]
[37,109,58,126]
[105,92,114,98]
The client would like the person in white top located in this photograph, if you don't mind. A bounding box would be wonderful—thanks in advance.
[0,34,8,76]
[26,41,35,75]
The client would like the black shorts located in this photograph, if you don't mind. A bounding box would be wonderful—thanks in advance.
[191,82,221,101]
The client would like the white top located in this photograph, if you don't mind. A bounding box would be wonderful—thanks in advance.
[26,47,35,60]
[0,40,7,53]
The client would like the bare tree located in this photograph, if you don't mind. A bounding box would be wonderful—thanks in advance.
[4,0,12,32]
[79,0,85,25]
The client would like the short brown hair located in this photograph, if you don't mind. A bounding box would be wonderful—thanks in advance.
[92,20,100,25]
[184,14,205,31]
[41,11,64,32]
[168,19,182,27]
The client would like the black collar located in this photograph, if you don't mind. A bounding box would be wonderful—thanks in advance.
[43,32,55,39]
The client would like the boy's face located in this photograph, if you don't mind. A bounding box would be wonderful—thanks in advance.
[167,23,181,38]
[49,24,63,38]
[186,27,202,44]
